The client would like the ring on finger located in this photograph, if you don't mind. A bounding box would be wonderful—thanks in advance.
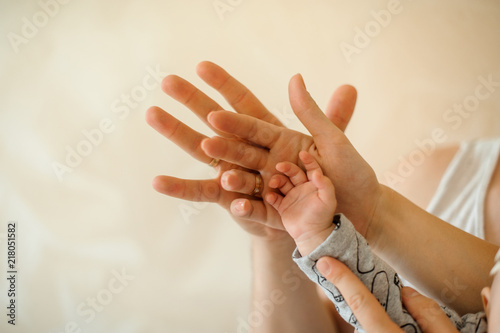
[249,173,263,196]
[209,158,220,168]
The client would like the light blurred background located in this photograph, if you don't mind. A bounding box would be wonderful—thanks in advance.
[1,0,499,332]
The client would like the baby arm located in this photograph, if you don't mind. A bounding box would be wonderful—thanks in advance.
[264,152,486,332]
[265,151,421,332]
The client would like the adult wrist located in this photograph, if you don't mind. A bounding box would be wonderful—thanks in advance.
[363,184,393,250]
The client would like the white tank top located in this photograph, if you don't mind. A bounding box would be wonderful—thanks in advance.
[426,137,500,240]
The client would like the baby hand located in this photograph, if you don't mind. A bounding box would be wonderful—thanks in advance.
[265,151,337,255]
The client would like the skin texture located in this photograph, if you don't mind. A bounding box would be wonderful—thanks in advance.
[265,151,337,255]
[146,62,357,240]
[482,252,500,333]
[200,73,498,314]
[265,151,494,333]
[147,61,358,333]
[202,74,380,236]
[387,144,500,246]
[147,62,498,330]
[319,254,500,332]
[317,257,462,333]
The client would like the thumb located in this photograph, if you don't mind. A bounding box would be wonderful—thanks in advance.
[288,74,343,140]
[325,84,357,133]
[401,287,459,333]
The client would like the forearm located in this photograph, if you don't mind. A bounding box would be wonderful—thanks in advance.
[368,185,498,314]
[250,235,338,333]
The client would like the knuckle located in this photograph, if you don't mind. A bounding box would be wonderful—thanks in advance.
[412,298,443,321]
[258,127,274,146]
[347,292,367,313]
[248,121,260,142]
[415,316,431,331]
[425,301,444,318]
[203,181,220,201]
[241,146,257,164]
[235,143,248,161]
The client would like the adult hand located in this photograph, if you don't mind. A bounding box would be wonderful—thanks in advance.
[202,74,380,235]
[146,62,357,238]
[316,256,460,333]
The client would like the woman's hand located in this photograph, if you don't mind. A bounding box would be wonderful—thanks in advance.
[316,256,460,333]
[146,61,357,239]
[202,74,380,236]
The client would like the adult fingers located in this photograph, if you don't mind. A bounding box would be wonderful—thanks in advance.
[201,135,269,171]
[268,174,294,194]
[402,288,459,333]
[153,175,284,229]
[221,169,262,196]
[161,74,230,137]
[316,257,403,333]
[275,161,307,188]
[152,176,221,203]
[288,74,343,142]
[324,84,357,133]
[145,106,213,164]
[207,110,281,149]
[264,192,284,213]
[196,61,283,126]
[230,198,283,230]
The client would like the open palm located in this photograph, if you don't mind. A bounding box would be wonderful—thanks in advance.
[147,61,358,239]
[204,75,380,237]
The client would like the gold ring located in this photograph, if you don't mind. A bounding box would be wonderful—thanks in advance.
[250,174,263,196]
[209,158,220,167]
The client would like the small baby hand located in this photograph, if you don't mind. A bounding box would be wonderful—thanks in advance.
[265,151,337,255]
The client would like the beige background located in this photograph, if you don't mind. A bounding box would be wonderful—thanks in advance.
[1,0,499,332]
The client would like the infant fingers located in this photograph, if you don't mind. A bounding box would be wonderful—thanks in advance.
[276,161,308,186]
[268,174,295,195]
[299,150,324,179]
[230,198,283,230]
[264,192,283,212]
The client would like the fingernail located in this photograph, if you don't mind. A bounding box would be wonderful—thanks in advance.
[232,200,246,216]
[221,173,229,189]
[317,258,331,276]
[234,200,244,211]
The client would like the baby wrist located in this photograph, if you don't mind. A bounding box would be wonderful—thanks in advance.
[294,216,339,256]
